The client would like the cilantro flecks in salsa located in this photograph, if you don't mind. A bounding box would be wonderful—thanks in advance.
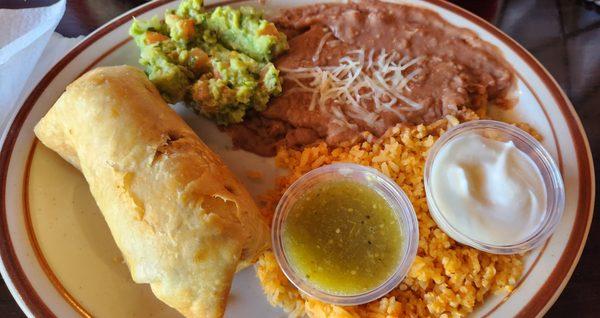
[283,180,403,296]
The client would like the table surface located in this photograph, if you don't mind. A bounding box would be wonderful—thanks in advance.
[1,0,599,317]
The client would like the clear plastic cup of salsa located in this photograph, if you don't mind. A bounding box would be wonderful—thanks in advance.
[272,163,419,305]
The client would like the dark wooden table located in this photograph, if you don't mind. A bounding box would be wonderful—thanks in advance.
[1,0,599,317]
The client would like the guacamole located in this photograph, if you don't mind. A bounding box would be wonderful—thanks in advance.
[129,0,288,125]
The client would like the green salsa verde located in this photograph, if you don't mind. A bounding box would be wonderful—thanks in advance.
[283,180,403,296]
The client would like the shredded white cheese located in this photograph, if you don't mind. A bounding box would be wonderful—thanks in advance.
[312,32,333,63]
[281,47,423,130]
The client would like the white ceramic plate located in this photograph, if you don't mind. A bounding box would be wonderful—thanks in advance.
[0,0,594,317]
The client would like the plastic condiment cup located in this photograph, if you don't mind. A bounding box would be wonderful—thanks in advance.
[424,120,565,254]
[272,163,419,305]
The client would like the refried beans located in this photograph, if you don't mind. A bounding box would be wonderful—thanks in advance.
[226,0,516,156]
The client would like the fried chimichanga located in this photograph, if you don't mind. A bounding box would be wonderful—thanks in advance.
[34,65,270,318]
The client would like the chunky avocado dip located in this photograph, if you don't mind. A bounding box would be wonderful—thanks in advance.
[129,0,288,124]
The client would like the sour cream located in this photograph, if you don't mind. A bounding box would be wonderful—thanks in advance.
[429,134,547,246]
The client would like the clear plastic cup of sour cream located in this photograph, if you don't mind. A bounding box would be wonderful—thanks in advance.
[424,120,565,254]
[272,163,419,305]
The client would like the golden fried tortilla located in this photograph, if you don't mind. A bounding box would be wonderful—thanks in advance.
[34,65,270,318]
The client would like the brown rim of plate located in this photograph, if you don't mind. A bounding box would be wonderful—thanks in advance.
[0,0,594,317]
[22,140,94,318]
